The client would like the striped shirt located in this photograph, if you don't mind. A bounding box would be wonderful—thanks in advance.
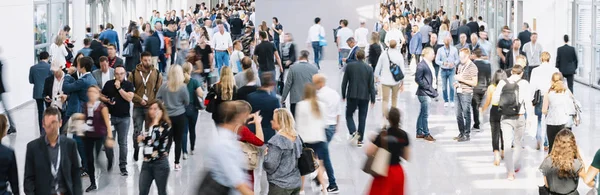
[456,61,478,94]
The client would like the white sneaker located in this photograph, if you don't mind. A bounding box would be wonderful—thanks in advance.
[450,102,455,107]
[444,102,449,107]
[299,191,306,195]
[183,153,188,160]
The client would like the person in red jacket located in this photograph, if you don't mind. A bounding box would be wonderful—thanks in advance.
[235,100,264,189]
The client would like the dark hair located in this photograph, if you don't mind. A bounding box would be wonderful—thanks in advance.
[38,51,50,60]
[259,31,267,39]
[314,17,321,24]
[272,17,278,23]
[72,53,85,68]
[523,22,529,28]
[86,27,91,33]
[469,17,474,21]
[0,114,7,138]
[114,65,125,70]
[300,50,310,60]
[63,25,71,32]
[341,19,348,27]
[346,37,355,43]
[107,44,116,50]
[78,56,94,71]
[93,33,100,39]
[102,39,109,45]
[245,69,255,82]
[472,48,483,58]
[241,57,252,70]
[492,69,508,86]
[478,16,483,20]
[260,72,275,87]
[99,56,108,63]
[141,51,152,58]
[144,100,172,129]
[83,38,91,46]
[356,49,366,60]
[43,107,62,122]
[564,35,569,42]
[387,107,401,129]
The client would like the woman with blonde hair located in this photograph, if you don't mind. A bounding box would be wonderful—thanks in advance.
[530,51,558,151]
[156,65,190,170]
[50,34,70,67]
[539,129,587,195]
[264,108,303,195]
[542,72,574,153]
[181,62,203,157]
[209,66,238,124]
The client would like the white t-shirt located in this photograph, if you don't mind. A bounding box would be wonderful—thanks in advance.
[354,27,369,47]
[337,27,354,49]
[101,71,110,88]
[229,50,245,73]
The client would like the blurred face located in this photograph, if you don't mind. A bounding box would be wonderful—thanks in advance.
[347,40,355,48]
[148,103,160,119]
[100,60,109,71]
[444,36,452,46]
[424,50,435,61]
[141,56,152,68]
[155,23,163,31]
[284,34,292,42]
[459,51,470,64]
[459,34,467,44]
[479,31,488,40]
[531,34,538,42]
[412,25,418,32]
[205,20,212,27]
[218,24,225,32]
[272,19,277,24]
[43,115,62,136]
[270,115,280,130]
[430,34,437,45]
[502,29,511,39]
[115,67,126,81]
[470,34,478,44]
[513,41,521,50]
[108,46,116,57]
[87,87,100,102]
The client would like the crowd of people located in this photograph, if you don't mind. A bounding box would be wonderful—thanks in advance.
[0,0,599,195]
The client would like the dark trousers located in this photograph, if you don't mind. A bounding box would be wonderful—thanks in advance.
[547,124,567,153]
[471,90,485,128]
[290,103,297,118]
[111,116,130,169]
[183,105,198,153]
[158,49,167,73]
[169,46,176,64]
[169,114,187,164]
[35,99,45,136]
[346,98,369,142]
[132,107,148,160]
[456,93,473,136]
[564,74,574,93]
[324,125,338,187]
[83,136,113,184]
[139,158,170,195]
[73,134,88,171]
[268,183,300,195]
[490,106,504,151]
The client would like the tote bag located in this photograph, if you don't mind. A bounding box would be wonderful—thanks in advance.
[363,130,391,177]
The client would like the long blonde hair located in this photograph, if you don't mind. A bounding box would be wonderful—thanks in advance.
[549,129,582,178]
[218,66,236,100]
[167,65,185,92]
[273,108,297,137]
[182,62,193,83]
[303,84,321,118]
[550,72,566,93]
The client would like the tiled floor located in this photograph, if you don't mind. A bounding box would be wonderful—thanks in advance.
[2,60,600,195]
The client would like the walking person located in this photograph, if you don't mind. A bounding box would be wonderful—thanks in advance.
[24,107,83,195]
[409,25,422,64]
[367,32,383,70]
[212,20,233,72]
[123,29,144,72]
[342,50,376,147]
[530,52,558,151]
[100,65,134,176]
[50,34,70,68]
[280,33,297,79]
[436,35,460,107]
[415,47,438,142]
[181,62,204,157]
[539,129,587,195]
[375,40,405,119]
[521,32,543,81]
[481,70,508,166]
[281,50,319,116]
[29,51,52,135]
[307,17,326,67]
[156,65,190,171]
[471,49,491,131]
[366,107,410,195]
[354,20,369,51]
[491,65,533,180]
[556,35,578,93]
[0,114,19,195]
[137,100,172,195]
[542,72,574,153]
[208,66,238,124]
[129,52,163,162]
[453,48,479,142]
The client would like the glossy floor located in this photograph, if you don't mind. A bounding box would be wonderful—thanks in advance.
[2,60,600,195]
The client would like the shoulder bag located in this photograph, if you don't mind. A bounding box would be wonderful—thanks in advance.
[197,171,231,195]
[387,49,405,82]
[204,84,219,113]
[235,126,260,170]
[532,89,541,106]
[298,136,319,176]
[122,43,134,57]
[363,129,391,177]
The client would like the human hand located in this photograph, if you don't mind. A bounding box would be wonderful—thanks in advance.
[154,110,163,123]
[286,60,291,66]
[264,147,268,156]
[105,138,114,148]
[114,80,121,89]
[45,96,52,103]
[141,100,147,106]
[342,58,347,62]
[248,111,262,125]
[60,94,68,102]
[137,135,144,143]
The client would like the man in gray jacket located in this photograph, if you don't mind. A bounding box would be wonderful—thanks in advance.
[29,51,52,134]
[281,50,319,116]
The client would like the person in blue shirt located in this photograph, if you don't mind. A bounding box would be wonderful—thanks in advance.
[435,36,461,107]
[409,24,423,61]
[99,23,121,52]
[77,38,93,56]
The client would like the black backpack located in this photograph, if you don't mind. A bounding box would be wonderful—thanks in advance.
[498,79,522,116]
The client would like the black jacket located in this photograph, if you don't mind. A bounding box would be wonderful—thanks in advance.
[368,43,382,69]
[123,36,143,72]
[518,30,532,50]
[24,136,82,195]
[89,40,108,69]
[0,144,18,195]
[466,21,480,39]
[505,49,527,70]
[42,75,54,108]
[144,33,162,56]
[473,60,491,92]
[341,61,376,102]
[281,43,297,68]
[457,25,472,43]
[415,60,438,98]
[556,44,578,75]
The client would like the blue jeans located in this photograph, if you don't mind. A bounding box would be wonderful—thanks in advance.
[183,105,199,153]
[339,48,350,67]
[305,141,336,187]
[346,98,369,142]
[158,49,167,73]
[324,125,337,186]
[534,96,548,146]
[312,41,322,69]
[215,51,230,73]
[73,134,87,171]
[456,93,473,136]
[440,68,455,102]
[111,116,131,169]
[417,96,431,136]
[325,125,336,143]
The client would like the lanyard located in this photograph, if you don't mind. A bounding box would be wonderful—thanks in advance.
[109,57,116,67]
[139,70,153,93]
[50,145,61,192]
[529,43,537,57]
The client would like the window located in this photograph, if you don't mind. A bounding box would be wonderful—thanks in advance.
[34,4,49,45]
[577,4,592,43]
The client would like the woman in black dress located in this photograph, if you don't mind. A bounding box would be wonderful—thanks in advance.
[123,29,143,72]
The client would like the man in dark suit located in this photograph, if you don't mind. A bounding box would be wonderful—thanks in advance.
[415,47,438,142]
[342,37,360,66]
[89,34,108,70]
[247,72,280,143]
[24,107,83,195]
[43,67,67,125]
[457,19,472,44]
[466,17,480,41]
[505,39,527,75]
[0,116,19,195]
[517,23,531,50]
[556,35,578,93]
[341,49,375,147]
[29,51,52,134]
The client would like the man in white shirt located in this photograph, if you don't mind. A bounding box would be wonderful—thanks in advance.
[336,19,353,69]
[204,19,214,41]
[491,65,534,181]
[312,73,341,193]
[384,23,405,49]
[522,32,543,80]
[354,20,369,50]
[212,21,233,73]
[306,17,326,67]
[529,52,557,151]
[92,56,115,90]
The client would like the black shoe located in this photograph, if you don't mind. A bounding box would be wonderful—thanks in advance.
[357,141,364,148]
[473,125,480,130]
[457,136,470,142]
[120,168,129,176]
[107,163,113,172]
[327,185,340,193]
[85,184,97,192]
[7,126,16,134]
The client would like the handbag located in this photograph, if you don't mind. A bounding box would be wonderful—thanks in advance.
[318,35,327,47]
[235,126,260,170]
[297,137,319,176]
[538,185,549,195]
[386,49,404,82]
[197,172,231,195]
[122,43,134,57]
[204,85,219,113]
[532,89,541,106]
[363,130,391,177]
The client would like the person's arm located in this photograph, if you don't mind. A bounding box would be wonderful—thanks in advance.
[182,87,190,106]
[481,85,495,111]
[239,126,264,146]
[573,47,578,69]
[435,48,444,66]
[102,107,113,139]
[414,64,427,87]
[374,54,384,78]
[263,144,283,173]
[62,78,86,93]
[8,150,19,195]
[281,70,293,102]
[453,49,460,66]
[23,145,35,194]
[457,68,477,87]
[585,165,598,187]
[118,84,135,102]
[541,93,549,115]
[29,67,34,84]
[341,69,349,100]
[491,80,506,104]
[368,68,376,103]
[497,46,505,63]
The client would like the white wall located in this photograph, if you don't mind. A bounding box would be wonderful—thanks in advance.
[0,0,34,110]
[522,0,571,65]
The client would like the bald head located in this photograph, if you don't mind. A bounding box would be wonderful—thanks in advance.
[312,74,326,89]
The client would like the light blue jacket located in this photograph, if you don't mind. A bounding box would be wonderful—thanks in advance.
[409,33,422,55]
[435,46,460,70]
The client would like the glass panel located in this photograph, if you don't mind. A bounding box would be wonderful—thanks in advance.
[577,4,592,43]
[34,46,48,64]
[68,3,72,30]
[596,5,600,45]
[595,47,600,86]
[51,3,66,31]
[575,44,592,82]
[34,4,48,45]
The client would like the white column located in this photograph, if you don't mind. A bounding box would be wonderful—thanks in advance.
[109,0,123,51]
[513,0,518,38]
[72,0,86,52]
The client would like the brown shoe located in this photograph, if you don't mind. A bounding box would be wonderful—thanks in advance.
[453,134,463,140]
[424,135,436,142]
[416,135,425,139]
